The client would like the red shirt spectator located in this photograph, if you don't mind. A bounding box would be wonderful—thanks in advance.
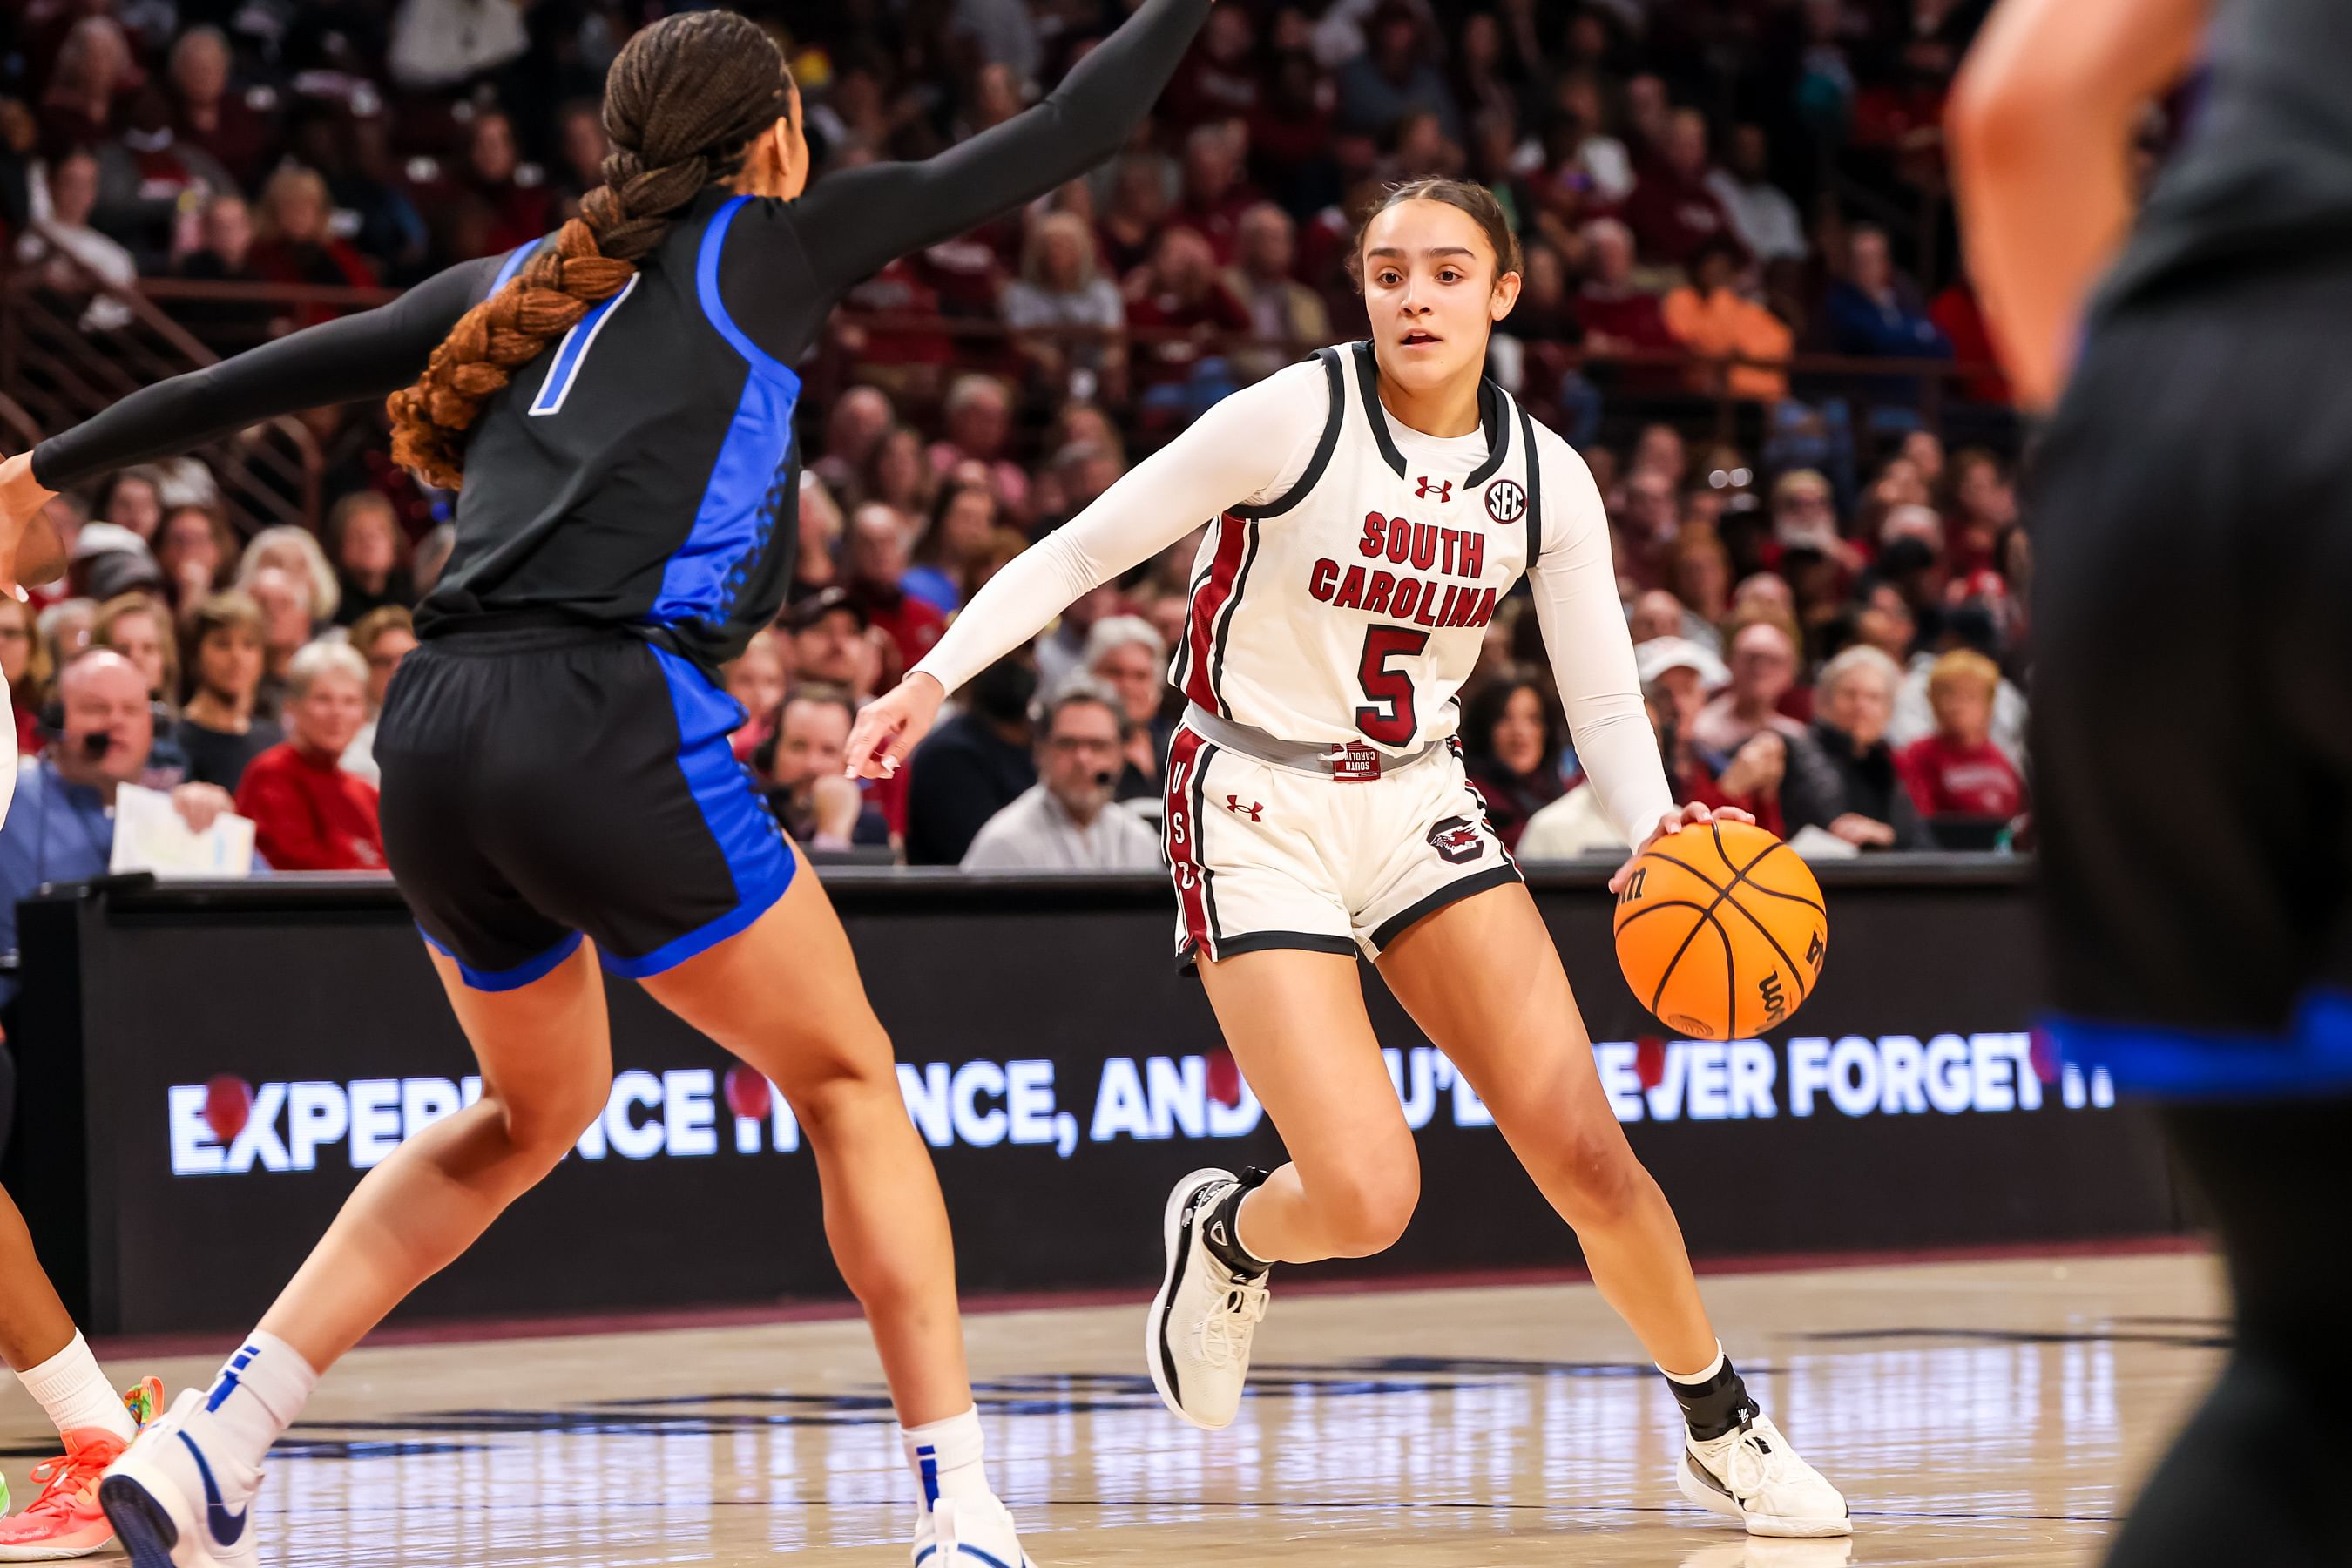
[1930,276,2013,403]
[463,112,556,258]
[166,26,274,187]
[1124,227,1252,390]
[249,166,375,328]
[1097,155,1173,281]
[1163,8,1260,129]
[1165,125,1259,265]
[1248,53,1339,213]
[35,16,137,161]
[1896,651,2024,821]
[1576,219,1680,393]
[1619,109,1747,271]
[842,504,946,676]
[1899,733,2023,820]
[235,644,384,871]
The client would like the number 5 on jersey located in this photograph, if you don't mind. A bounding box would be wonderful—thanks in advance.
[1355,625,1429,747]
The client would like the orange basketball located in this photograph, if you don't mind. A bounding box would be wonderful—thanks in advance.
[1612,821,1827,1040]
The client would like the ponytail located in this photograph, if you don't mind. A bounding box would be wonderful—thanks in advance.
[389,10,792,490]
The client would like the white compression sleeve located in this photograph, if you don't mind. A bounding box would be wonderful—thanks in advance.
[911,362,1328,694]
[1524,432,1677,842]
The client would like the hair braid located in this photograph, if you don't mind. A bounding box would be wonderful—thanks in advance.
[389,11,793,490]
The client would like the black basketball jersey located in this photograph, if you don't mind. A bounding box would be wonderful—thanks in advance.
[2100,0,2352,311]
[420,187,801,675]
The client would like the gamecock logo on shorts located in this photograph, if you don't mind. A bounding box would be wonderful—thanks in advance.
[1427,815,1485,865]
[1484,478,1527,526]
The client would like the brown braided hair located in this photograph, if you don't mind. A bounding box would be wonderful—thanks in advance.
[388,11,794,490]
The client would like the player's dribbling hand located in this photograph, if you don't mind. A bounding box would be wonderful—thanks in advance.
[846,672,945,781]
[1609,801,1755,894]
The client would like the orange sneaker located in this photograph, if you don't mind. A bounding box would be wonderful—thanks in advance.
[0,1379,165,1562]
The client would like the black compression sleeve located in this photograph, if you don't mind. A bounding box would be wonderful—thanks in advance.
[32,254,503,491]
[784,0,1211,295]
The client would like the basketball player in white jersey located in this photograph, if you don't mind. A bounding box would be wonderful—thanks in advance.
[0,504,166,1561]
[849,179,1848,1538]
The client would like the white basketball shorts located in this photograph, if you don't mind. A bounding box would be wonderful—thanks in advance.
[1162,721,1522,967]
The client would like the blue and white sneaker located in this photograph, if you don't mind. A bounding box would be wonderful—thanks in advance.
[910,1491,1035,1567]
[96,1390,260,1568]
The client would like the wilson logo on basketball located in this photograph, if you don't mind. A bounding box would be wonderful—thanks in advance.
[1484,477,1527,525]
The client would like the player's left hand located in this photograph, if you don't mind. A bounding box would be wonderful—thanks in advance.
[0,453,65,589]
[1609,801,1754,895]
[845,672,945,781]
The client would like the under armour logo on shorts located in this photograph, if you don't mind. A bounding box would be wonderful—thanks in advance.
[1415,476,1453,503]
[1226,794,1265,821]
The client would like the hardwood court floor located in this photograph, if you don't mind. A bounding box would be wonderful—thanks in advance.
[8,1253,2224,1565]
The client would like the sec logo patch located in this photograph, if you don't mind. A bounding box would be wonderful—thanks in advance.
[1484,477,1527,525]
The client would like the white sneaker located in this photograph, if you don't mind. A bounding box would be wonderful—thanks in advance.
[1679,1409,1850,1538]
[96,1391,261,1568]
[910,1491,1033,1568]
[1145,1168,1270,1431]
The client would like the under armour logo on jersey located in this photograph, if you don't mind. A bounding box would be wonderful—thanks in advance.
[1415,476,1453,503]
[1225,794,1265,821]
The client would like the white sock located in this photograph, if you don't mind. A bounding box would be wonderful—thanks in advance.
[900,1407,990,1512]
[16,1332,133,1443]
[199,1332,318,1475]
[1661,1342,1727,1387]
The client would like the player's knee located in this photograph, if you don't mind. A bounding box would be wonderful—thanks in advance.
[1546,1123,1650,1231]
[774,1034,900,1139]
[490,1075,607,1165]
[1312,1157,1420,1258]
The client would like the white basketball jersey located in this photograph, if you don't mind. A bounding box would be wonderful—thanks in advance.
[1170,342,1545,754]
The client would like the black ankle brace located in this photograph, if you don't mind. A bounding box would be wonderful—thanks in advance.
[1666,1358,1759,1442]
[1201,1167,1272,1277]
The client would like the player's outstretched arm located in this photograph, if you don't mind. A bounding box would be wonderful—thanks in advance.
[794,0,1213,291]
[845,362,1320,780]
[1948,0,2207,409]
[24,253,501,497]
[1518,428,1747,889]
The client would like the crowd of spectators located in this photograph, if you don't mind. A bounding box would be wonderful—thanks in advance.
[0,0,2038,923]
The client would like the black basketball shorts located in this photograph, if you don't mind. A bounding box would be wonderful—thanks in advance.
[2030,262,2352,1097]
[375,622,795,990]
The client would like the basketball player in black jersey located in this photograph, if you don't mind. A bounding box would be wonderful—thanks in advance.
[0,6,1210,1564]
[1953,1,2352,1562]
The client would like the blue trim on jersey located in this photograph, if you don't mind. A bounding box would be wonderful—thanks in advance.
[598,646,794,978]
[694,196,798,381]
[531,272,639,416]
[649,196,804,626]
[418,925,585,992]
[2043,988,2352,1098]
[489,239,539,294]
